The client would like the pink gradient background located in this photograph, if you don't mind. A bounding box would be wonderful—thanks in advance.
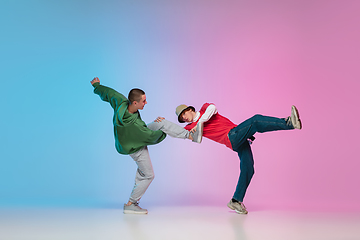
[137,0,360,211]
[1,0,360,211]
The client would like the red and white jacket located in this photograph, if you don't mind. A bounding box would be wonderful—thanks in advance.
[184,103,236,149]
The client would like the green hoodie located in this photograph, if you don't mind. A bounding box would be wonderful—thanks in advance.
[93,82,166,155]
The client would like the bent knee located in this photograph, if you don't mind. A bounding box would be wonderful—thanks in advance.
[137,168,155,180]
[252,114,263,120]
[149,173,155,181]
[250,114,265,125]
[146,171,155,182]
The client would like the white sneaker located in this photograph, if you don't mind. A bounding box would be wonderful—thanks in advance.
[291,105,302,129]
[191,122,203,143]
[227,200,248,214]
[123,202,148,214]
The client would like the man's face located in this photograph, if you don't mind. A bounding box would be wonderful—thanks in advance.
[180,109,194,122]
[135,94,147,110]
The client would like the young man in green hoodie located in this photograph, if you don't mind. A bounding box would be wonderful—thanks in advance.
[90,77,199,214]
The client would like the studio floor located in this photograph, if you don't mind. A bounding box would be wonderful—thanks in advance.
[1,206,360,240]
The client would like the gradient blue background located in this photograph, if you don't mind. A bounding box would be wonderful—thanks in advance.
[1,0,360,211]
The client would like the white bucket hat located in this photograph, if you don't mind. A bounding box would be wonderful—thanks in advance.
[175,104,195,123]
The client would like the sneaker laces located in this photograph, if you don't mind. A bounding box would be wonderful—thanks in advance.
[240,202,247,210]
[133,202,144,209]
[285,116,292,126]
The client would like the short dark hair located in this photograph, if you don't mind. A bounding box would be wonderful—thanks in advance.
[181,108,192,115]
[128,88,145,103]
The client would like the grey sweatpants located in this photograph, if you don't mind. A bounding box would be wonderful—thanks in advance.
[128,119,189,203]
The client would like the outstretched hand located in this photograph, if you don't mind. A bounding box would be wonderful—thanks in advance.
[154,117,165,122]
[91,77,100,85]
[190,125,197,133]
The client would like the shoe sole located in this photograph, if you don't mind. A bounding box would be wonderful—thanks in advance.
[235,209,248,214]
[123,210,148,214]
[197,122,203,143]
[193,122,203,143]
[291,106,302,129]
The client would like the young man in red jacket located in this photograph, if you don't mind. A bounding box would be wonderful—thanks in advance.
[175,103,302,214]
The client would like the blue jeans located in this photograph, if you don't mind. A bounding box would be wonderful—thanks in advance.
[228,114,294,202]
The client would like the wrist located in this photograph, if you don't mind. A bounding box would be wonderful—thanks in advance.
[92,82,100,88]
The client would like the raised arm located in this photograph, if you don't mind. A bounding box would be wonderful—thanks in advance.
[90,77,128,110]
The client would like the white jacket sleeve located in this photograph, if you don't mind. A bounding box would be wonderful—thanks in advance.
[198,104,217,123]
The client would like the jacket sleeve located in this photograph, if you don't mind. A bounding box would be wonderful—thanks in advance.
[199,104,217,123]
[92,82,128,110]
